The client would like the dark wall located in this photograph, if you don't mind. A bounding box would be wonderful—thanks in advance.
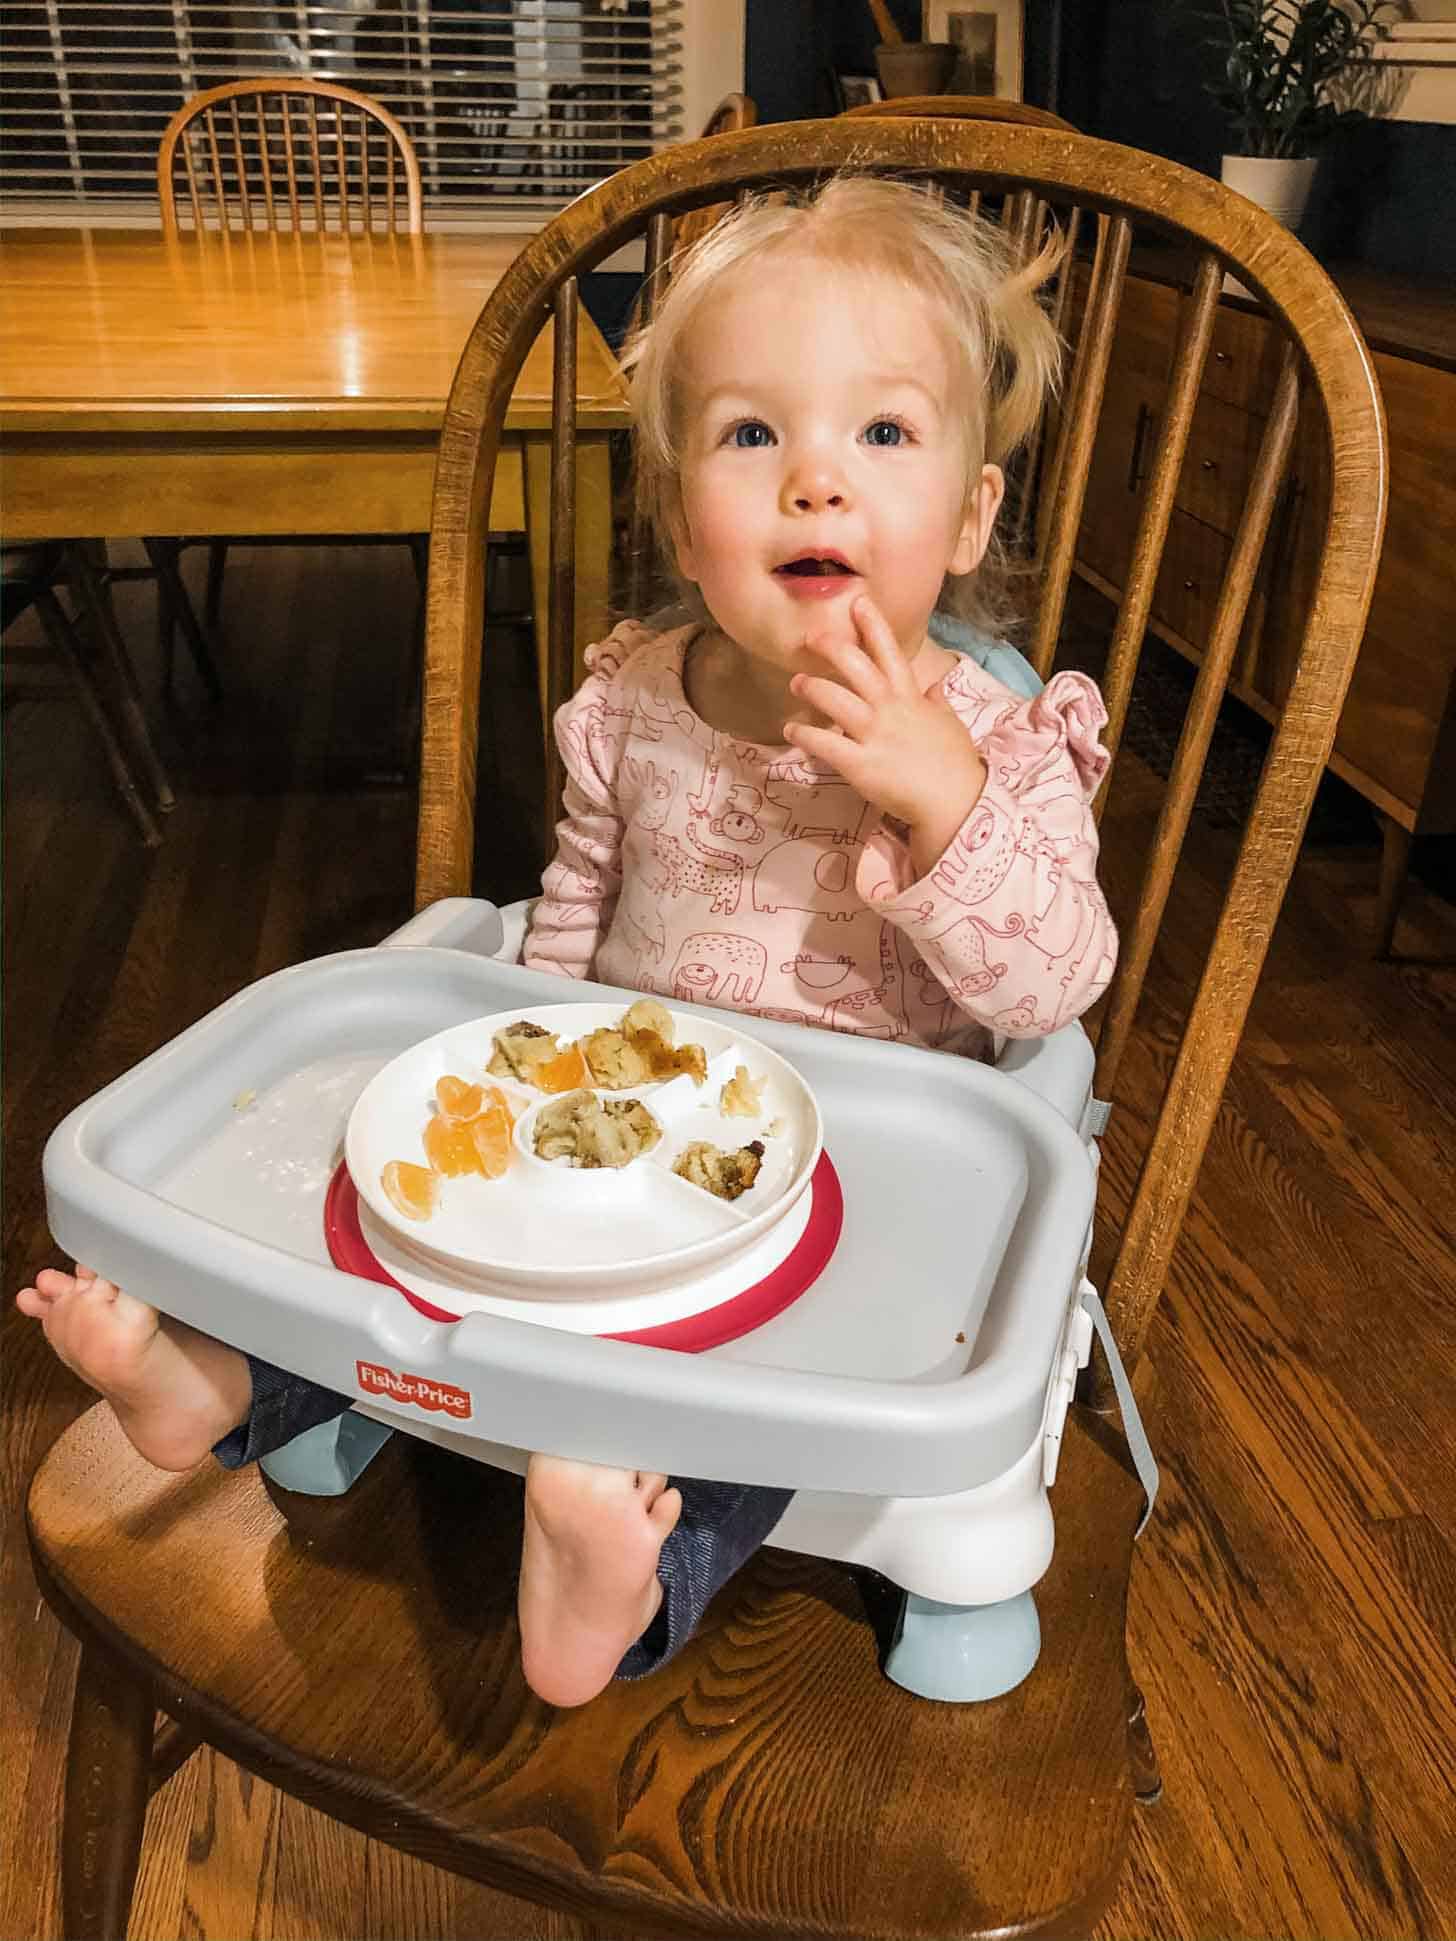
[743,0,1455,281]
[580,0,1452,339]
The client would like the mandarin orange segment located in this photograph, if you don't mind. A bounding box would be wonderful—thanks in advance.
[422,1113,483,1178]
[535,1042,589,1094]
[381,1159,439,1222]
[435,1075,484,1123]
[480,1081,518,1129]
[468,1101,513,1179]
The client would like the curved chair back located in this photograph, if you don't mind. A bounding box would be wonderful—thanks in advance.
[417,116,1386,1380]
[841,93,1079,132]
[157,78,423,237]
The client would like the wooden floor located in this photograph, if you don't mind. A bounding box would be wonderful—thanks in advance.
[4,546,1455,1941]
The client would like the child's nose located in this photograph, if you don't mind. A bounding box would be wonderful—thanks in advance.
[782,464,848,514]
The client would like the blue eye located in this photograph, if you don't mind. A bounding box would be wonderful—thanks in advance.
[729,420,774,448]
[864,419,906,448]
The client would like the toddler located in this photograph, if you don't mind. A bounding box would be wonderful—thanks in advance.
[19,177,1116,1710]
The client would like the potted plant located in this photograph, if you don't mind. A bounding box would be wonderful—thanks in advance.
[864,0,956,99]
[1201,0,1399,232]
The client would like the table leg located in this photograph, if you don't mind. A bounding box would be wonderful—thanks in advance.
[1373,812,1413,959]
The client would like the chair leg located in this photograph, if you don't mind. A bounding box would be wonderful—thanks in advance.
[33,587,165,846]
[1127,1681,1163,1805]
[62,547,176,813]
[61,1643,155,1941]
[205,540,229,625]
[1372,813,1412,960]
[143,540,224,706]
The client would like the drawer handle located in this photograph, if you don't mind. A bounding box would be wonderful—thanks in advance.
[1183,578,1198,591]
[1200,458,1218,472]
[1214,350,1231,364]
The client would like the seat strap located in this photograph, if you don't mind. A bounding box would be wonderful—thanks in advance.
[1081,1281,1159,1535]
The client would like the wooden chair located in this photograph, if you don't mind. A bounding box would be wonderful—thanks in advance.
[2,543,174,846]
[27,118,1386,1941]
[156,78,422,237]
[154,79,426,730]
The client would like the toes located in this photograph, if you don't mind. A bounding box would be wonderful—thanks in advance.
[650,1486,683,1536]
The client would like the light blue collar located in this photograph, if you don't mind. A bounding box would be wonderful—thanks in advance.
[928,611,1044,700]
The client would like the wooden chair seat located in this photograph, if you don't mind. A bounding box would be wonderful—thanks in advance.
[29,1399,1146,1940]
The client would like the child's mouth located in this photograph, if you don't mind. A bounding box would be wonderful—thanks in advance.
[774,555,859,599]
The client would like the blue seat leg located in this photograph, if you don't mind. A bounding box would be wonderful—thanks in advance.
[885,1589,1042,1702]
[258,1411,395,1497]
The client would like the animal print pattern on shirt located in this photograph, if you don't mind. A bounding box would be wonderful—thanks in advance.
[526,623,1117,1058]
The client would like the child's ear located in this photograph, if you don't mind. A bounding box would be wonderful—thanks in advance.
[948,465,1005,577]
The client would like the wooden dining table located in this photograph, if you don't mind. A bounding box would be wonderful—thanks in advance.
[0,227,629,674]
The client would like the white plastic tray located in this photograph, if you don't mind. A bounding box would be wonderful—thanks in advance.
[42,947,1095,1497]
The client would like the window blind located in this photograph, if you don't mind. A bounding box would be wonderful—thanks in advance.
[0,1,686,223]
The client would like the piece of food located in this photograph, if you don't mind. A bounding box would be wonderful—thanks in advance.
[381,1159,440,1221]
[719,1064,766,1119]
[468,1098,514,1179]
[671,1139,765,1202]
[488,1020,560,1085]
[532,1090,662,1169]
[535,1042,591,1093]
[622,997,673,1039]
[423,1113,482,1178]
[580,1000,708,1089]
[435,1075,484,1122]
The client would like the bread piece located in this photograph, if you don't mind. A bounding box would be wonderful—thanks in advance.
[488,1020,559,1084]
[580,1013,707,1089]
[672,1139,765,1202]
[579,1026,654,1089]
[532,1090,661,1169]
[719,1064,766,1119]
[621,997,673,1040]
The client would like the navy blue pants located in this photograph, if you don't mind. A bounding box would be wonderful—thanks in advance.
[215,1357,791,1679]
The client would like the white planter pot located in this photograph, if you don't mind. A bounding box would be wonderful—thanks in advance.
[1219,155,1320,296]
[1220,154,1320,231]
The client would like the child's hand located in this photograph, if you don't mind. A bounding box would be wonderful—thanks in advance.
[783,595,986,877]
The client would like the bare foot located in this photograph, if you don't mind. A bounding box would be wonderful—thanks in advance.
[519,1454,682,1708]
[15,1266,254,1471]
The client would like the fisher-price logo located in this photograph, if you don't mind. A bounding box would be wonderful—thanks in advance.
[356,1361,473,1420]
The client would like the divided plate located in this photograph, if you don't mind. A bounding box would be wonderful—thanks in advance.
[344,1002,822,1301]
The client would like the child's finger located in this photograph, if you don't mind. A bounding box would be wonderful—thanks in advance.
[850,596,914,687]
[789,674,872,739]
[800,630,882,702]
[783,719,860,777]
[14,1285,49,1318]
[74,1263,98,1283]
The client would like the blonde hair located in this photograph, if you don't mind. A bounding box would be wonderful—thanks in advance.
[620,174,1064,635]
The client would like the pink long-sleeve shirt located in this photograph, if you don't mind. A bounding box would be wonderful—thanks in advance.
[524,620,1117,1060]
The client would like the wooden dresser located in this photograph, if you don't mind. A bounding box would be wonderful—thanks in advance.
[1072,256,1456,953]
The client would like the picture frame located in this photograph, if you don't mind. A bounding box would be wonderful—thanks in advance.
[835,71,884,112]
[923,1,1025,103]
